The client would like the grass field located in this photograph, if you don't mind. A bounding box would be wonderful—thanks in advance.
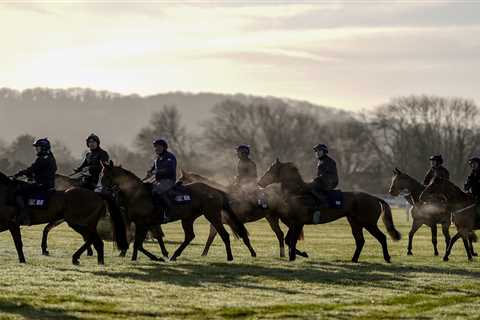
[0,209,480,319]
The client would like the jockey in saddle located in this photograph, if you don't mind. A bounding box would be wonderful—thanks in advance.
[464,157,480,200]
[73,133,110,190]
[143,138,177,222]
[13,138,57,225]
[423,154,449,186]
[311,144,338,223]
[233,144,267,208]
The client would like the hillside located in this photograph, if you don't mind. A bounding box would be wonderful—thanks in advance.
[0,88,351,154]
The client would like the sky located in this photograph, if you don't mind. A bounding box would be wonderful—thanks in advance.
[1,0,479,110]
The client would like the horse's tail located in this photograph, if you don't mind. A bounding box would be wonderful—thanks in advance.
[379,199,401,241]
[104,195,129,251]
[219,191,249,240]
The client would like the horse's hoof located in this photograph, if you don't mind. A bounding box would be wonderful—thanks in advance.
[42,250,49,256]
[434,252,439,256]
[473,252,478,257]
[162,252,169,258]
[469,257,474,262]
[19,259,26,264]
[201,252,208,257]
[407,252,413,256]
[443,256,449,262]
[227,256,234,261]
[119,251,126,258]
[155,257,165,262]
[87,251,94,257]
[98,261,105,265]
[351,258,359,263]
[72,259,80,265]
[170,256,177,262]
[251,251,257,258]
[385,257,391,263]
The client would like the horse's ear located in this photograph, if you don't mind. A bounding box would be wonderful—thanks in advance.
[109,160,114,167]
[275,157,280,164]
[394,167,401,174]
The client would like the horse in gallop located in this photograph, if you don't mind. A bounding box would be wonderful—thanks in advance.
[420,177,480,261]
[0,171,128,264]
[100,162,256,261]
[179,170,306,258]
[258,159,401,262]
[40,174,169,258]
[389,168,454,256]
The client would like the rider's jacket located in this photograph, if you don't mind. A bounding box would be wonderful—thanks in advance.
[465,169,480,198]
[236,158,257,185]
[16,151,57,189]
[314,155,339,190]
[423,166,450,186]
[149,151,177,182]
[76,147,109,184]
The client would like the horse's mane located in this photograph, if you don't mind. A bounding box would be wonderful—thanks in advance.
[281,162,306,184]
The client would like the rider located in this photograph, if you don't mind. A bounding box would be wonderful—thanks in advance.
[74,133,110,190]
[423,155,449,186]
[143,138,177,221]
[234,144,257,187]
[464,157,480,199]
[13,138,57,225]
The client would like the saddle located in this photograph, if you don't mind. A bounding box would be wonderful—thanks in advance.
[299,189,344,211]
[147,182,192,208]
[26,189,55,209]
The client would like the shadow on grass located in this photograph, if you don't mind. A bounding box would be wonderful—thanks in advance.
[0,297,81,320]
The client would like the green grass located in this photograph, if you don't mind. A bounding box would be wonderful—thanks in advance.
[0,209,480,319]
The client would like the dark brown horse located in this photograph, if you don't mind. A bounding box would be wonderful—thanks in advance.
[179,170,306,258]
[420,177,479,261]
[258,159,401,262]
[40,174,169,258]
[99,162,256,261]
[389,168,452,256]
[0,171,128,264]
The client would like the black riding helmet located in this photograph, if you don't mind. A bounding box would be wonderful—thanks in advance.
[86,133,100,146]
[468,157,480,165]
[236,144,251,155]
[429,155,443,164]
[33,138,51,152]
[313,144,328,153]
[153,138,168,149]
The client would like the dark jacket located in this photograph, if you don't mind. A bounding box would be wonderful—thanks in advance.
[423,166,450,186]
[236,158,257,185]
[465,169,480,198]
[149,151,177,181]
[76,147,109,184]
[314,155,338,190]
[17,151,57,189]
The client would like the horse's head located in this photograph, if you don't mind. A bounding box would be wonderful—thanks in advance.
[389,168,414,196]
[420,177,456,203]
[258,158,284,188]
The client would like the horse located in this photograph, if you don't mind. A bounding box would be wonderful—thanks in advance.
[40,174,169,258]
[179,170,307,258]
[257,159,401,262]
[420,177,480,261]
[389,168,453,256]
[99,161,256,261]
[0,171,128,264]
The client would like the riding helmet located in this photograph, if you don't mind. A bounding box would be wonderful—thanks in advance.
[33,138,51,151]
[86,133,100,146]
[236,144,251,155]
[313,144,328,153]
[429,155,443,164]
[468,157,480,165]
[153,138,168,149]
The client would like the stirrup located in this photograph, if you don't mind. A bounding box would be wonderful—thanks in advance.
[312,211,321,224]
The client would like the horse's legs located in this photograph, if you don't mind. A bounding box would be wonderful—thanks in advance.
[41,220,64,256]
[201,224,218,257]
[430,224,439,256]
[151,225,169,258]
[441,222,451,255]
[266,215,285,258]
[72,239,94,265]
[348,219,365,263]
[170,219,196,261]
[132,224,163,262]
[462,234,473,261]
[469,233,477,256]
[407,220,422,256]
[443,232,461,261]
[365,224,390,263]
[288,225,303,262]
[9,224,26,263]
[91,233,105,265]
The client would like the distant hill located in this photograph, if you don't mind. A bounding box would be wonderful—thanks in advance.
[0,87,352,154]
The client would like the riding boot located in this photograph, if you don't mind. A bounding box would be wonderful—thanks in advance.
[310,190,325,224]
[161,193,174,222]
[15,195,31,226]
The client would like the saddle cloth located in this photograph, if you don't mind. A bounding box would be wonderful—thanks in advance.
[26,190,54,209]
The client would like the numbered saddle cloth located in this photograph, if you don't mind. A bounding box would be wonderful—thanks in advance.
[26,190,54,209]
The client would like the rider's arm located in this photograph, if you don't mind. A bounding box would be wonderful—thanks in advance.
[75,156,88,173]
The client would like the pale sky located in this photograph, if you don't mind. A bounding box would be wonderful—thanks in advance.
[1,0,479,110]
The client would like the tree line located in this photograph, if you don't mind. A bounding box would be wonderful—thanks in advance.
[1,95,477,193]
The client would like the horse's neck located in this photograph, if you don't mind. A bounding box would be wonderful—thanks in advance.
[280,168,307,194]
[117,175,150,204]
[405,177,424,203]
